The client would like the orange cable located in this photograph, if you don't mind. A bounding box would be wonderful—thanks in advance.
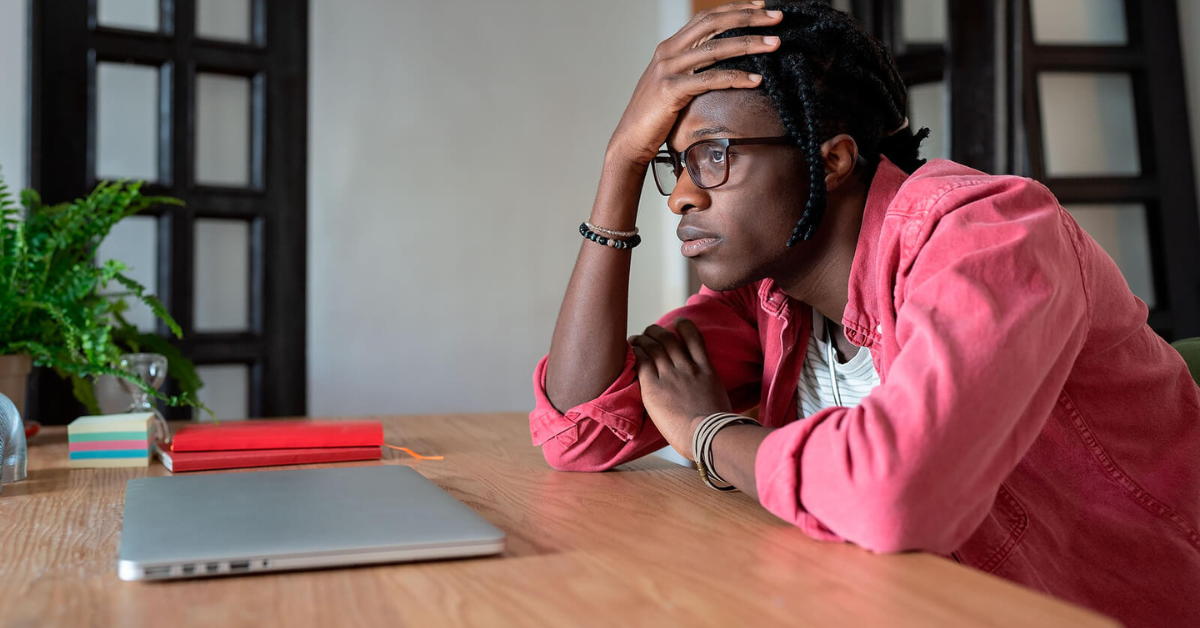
[383,443,444,460]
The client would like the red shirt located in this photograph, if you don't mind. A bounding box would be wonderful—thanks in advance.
[530,158,1200,626]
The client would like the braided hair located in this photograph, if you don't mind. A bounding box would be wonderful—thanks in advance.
[709,0,930,246]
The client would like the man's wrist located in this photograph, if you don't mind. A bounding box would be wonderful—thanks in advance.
[684,414,708,461]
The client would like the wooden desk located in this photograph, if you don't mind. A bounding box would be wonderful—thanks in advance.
[1,414,1116,627]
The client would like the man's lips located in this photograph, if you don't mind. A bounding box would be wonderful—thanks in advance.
[677,225,721,258]
[681,238,720,258]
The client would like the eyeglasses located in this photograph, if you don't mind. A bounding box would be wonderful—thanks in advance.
[651,136,794,196]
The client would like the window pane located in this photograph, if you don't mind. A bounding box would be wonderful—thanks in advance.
[96,62,160,183]
[97,0,159,32]
[901,0,946,45]
[907,81,948,161]
[194,219,250,332]
[97,215,159,332]
[1031,0,1126,46]
[1066,204,1156,308]
[196,0,253,43]
[1038,72,1140,177]
[195,73,252,187]
[195,364,250,421]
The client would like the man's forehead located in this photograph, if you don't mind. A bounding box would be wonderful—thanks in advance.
[668,89,779,148]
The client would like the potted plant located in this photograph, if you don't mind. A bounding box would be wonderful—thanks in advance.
[0,170,204,420]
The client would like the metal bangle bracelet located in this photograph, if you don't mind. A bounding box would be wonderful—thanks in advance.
[692,412,761,492]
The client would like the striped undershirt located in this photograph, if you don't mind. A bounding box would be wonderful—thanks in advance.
[798,307,881,418]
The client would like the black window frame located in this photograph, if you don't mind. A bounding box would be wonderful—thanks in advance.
[1008,0,1200,340]
[28,0,308,423]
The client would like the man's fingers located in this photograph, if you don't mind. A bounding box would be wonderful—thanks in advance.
[674,318,713,369]
[630,334,674,374]
[665,5,782,57]
[685,6,783,48]
[630,343,657,379]
[676,69,763,95]
[669,34,780,74]
[642,324,695,369]
[679,2,767,37]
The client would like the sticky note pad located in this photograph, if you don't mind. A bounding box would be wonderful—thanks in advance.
[67,413,154,468]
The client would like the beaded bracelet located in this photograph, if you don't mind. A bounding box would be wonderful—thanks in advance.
[691,412,762,492]
[579,222,642,250]
[584,221,638,238]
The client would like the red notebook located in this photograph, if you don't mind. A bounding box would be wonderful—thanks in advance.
[170,420,384,452]
[157,445,381,472]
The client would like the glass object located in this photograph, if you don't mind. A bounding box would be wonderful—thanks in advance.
[1066,204,1157,308]
[195,364,250,421]
[195,73,252,187]
[901,0,947,45]
[0,392,28,490]
[1038,72,1140,177]
[97,215,159,332]
[97,62,161,183]
[94,375,134,416]
[118,353,171,443]
[197,0,253,43]
[194,219,251,332]
[97,0,160,32]
[1031,0,1126,46]
[651,137,793,196]
[907,81,948,161]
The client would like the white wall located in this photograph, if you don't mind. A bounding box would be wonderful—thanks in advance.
[0,0,27,191]
[305,0,1200,416]
[308,0,687,415]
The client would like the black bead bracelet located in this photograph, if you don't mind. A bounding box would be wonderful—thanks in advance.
[579,222,642,250]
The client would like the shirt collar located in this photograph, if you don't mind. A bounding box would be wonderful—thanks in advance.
[843,156,909,346]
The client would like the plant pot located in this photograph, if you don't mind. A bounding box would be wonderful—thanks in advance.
[0,355,32,418]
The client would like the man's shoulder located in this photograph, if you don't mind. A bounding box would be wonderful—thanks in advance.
[891,159,1056,221]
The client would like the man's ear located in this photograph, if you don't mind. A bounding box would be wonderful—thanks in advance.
[820,134,861,193]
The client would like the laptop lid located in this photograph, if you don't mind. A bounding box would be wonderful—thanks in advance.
[118,465,505,581]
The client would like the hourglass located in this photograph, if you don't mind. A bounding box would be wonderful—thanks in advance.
[117,353,172,444]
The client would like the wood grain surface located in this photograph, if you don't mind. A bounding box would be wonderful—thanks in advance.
[0,414,1117,627]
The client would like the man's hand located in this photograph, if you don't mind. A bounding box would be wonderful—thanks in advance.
[630,318,732,460]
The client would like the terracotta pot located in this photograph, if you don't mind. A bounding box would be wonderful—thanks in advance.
[0,354,32,418]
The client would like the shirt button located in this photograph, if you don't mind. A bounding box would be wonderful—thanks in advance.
[876,324,883,333]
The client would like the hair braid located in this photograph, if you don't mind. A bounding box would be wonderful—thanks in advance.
[789,55,827,246]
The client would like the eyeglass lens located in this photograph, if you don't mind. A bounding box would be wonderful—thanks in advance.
[652,141,729,195]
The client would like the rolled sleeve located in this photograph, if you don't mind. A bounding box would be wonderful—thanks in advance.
[530,283,767,472]
[530,344,644,448]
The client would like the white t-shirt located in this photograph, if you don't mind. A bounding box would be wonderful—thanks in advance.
[798,307,881,417]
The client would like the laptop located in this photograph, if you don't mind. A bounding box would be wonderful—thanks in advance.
[117,465,505,581]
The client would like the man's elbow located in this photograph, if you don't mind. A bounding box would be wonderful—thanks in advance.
[540,438,617,473]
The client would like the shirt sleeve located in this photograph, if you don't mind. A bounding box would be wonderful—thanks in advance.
[531,283,766,472]
[755,178,1090,553]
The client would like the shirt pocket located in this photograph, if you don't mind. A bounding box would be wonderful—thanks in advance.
[953,484,1030,573]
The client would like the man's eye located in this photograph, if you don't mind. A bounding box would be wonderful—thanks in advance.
[710,149,726,163]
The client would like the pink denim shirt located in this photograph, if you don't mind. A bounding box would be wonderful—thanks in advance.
[530,157,1200,626]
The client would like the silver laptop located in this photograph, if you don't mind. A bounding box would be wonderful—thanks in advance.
[118,465,505,581]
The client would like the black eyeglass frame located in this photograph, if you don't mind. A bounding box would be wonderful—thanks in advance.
[651,136,795,196]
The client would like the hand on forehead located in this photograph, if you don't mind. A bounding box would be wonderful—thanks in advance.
[667,89,786,152]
